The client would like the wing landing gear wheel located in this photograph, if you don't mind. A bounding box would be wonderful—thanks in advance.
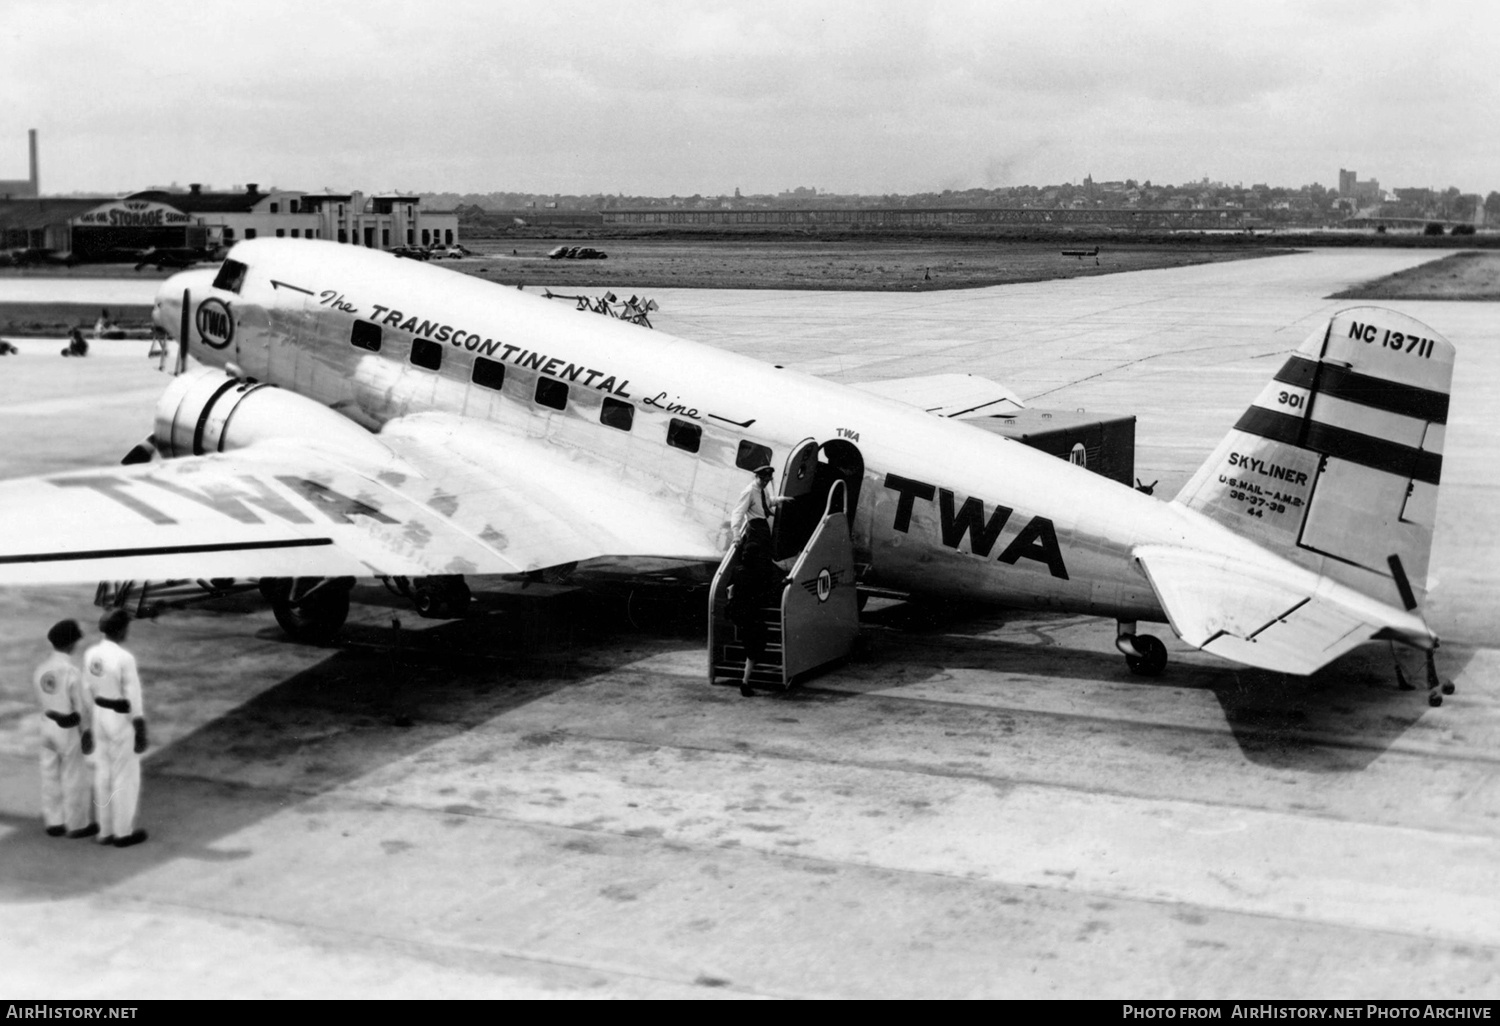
[1125,634,1168,677]
[260,577,353,644]
[411,575,471,620]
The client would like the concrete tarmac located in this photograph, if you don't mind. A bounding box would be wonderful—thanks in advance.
[0,249,1496,999]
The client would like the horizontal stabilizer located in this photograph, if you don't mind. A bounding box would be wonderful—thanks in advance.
[850,373,1025,418]
[1134,544,1435,676]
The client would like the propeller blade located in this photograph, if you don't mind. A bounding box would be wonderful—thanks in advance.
[120,434,157,465]
[175,287,190,375]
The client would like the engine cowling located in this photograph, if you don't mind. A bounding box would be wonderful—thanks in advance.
[153,366,393,462]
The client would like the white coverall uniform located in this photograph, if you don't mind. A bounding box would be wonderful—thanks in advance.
[32,651,93,833]
[82,638,145,842]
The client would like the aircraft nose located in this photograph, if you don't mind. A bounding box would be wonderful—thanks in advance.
[152,268,219,346]
[151,278,180,334]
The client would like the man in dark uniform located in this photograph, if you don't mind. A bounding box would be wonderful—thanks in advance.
[726,520,791,697]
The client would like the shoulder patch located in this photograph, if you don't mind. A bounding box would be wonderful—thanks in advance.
[39,672,56,694]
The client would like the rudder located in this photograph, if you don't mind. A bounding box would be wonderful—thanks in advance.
[1174,306,1454,612]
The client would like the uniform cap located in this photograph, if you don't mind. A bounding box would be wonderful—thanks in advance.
[753,464,775,475]
[47,619,82,650]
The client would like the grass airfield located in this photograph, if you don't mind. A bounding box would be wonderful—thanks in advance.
[0,248,1497,999]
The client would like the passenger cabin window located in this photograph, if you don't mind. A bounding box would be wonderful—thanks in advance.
[535,377,568,411]
[735,440,773,471]
[600,397,634,431]
[667,418,701,453]
[350,320,382,352]
[472,357,505,391]
[212,259,248,294]
[411,338,442,371]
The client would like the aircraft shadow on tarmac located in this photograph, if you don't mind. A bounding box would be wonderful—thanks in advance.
[0,592,1472,898]
[0,589,702,900]
[847,598,1473,772]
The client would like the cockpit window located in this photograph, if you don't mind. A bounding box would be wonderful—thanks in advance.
[213,259,248,294]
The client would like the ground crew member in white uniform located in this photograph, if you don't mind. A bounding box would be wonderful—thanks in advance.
[83,609,149,847]
[32,619,97,838]
[731,464,792,540]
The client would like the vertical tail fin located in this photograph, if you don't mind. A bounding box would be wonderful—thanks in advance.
[1174,307,1454,612]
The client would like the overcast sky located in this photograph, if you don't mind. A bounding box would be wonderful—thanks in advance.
[3,0,1496,198]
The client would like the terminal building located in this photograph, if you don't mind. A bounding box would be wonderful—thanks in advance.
[1,129,460,259]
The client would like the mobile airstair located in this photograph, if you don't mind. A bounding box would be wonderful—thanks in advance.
[708,480,859,689]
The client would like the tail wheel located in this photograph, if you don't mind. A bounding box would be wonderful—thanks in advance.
[261,577,353,644]
[1125,634,1168,677]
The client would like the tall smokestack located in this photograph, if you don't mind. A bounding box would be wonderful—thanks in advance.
[28,129,37,194]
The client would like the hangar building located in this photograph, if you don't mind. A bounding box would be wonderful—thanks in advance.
[1,129,460,260]
[66,184,460,260]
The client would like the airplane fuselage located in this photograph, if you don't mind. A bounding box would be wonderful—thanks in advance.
[158,239,1280,625]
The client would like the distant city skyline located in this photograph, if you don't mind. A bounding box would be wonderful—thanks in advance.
[3,1,1497,198]
[21,167,1495,207]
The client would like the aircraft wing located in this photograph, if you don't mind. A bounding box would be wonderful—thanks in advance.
[1132,545,1436,676]
[0,414,721,586]
[849,373,1026,418]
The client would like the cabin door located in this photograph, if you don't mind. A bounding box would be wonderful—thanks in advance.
[773,439,866,562]
[772,439,821,560]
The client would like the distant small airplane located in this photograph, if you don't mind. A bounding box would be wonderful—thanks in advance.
[0,238,1459,704]
[7,247,76,268]
[133,247,219,271]
[548,245,606,260]
[1061,246,1100,262]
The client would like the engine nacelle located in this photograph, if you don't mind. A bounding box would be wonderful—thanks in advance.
[154,366,393,462]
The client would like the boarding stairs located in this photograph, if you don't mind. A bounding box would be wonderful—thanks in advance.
[708,480,860,689]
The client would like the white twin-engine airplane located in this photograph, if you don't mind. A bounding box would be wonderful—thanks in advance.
[0,238,1457,700]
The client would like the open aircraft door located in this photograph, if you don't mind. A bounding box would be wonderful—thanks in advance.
[773,437,821,560]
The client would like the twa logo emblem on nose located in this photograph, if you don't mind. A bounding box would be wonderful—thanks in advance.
[196,298,233,350]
